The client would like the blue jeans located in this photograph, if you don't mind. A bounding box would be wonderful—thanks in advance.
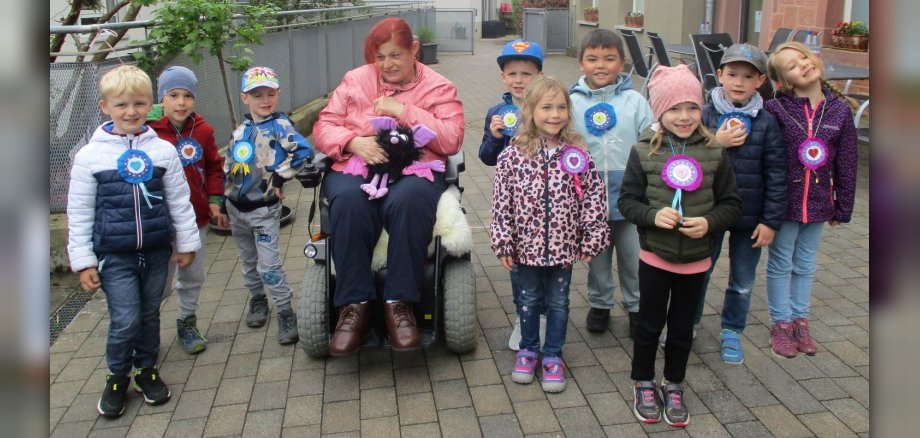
[766,221,825,324]
[694,230,762,332]
[516,264,572,357]
[97,248,171,376]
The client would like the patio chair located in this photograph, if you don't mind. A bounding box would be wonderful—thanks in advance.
[689,32,734,98]
[766,27,794,53]
[619,29,655,96]
[646,32,672,68]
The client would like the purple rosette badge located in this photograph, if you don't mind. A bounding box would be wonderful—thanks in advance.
[560,146,589,200]
[662,154,703,192]
[797,138,828,170]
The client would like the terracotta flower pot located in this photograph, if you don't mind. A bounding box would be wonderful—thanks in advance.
[584,10,598,22]
[831,33,869,51]
[625,16,643,28]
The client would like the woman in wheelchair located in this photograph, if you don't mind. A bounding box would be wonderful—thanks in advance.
[312,17,465,355]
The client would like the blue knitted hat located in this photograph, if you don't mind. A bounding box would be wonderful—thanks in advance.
[157,66,197,102]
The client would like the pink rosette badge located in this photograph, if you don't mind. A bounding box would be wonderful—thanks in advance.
[661,154,703,221]
[797,138,828,171]
[560,146,589,200]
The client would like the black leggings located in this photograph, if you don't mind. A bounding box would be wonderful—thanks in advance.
[631,260,706,383]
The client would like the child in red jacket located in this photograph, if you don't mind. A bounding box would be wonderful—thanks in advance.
[148,66,224,354]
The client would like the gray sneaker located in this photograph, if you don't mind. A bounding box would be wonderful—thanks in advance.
[633,380,661,423]
[247,294,269,327]
[659,381,690,427]
[277,309,300,344]
[176,314,207,354]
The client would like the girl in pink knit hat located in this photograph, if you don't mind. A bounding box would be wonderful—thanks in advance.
[618,64,742,427]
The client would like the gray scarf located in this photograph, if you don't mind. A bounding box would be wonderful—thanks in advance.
[710,87,763,117]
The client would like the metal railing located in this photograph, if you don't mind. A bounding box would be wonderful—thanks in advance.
[49,2,441,213]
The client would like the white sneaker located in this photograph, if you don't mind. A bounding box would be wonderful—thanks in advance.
[508,315,547,350]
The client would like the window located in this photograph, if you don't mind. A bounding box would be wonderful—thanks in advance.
[844,0,869,24]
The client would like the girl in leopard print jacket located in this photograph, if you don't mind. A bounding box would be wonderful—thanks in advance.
[491,77,609,392]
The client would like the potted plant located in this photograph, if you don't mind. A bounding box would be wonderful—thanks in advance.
[831,21,869,51]
[625,11,644,28]
[416,26,438,64]
[583,6,598,23]
[452,22,467,39]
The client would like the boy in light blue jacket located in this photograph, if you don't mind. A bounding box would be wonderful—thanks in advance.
[570,29,653,337]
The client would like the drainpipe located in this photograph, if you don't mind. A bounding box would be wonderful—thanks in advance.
[705,0,714,32]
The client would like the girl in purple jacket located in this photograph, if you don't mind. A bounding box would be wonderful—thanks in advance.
[491,77,609,393]
[764,42,858,359]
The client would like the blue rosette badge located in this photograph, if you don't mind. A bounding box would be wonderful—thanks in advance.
[498,105,520,137]
[231,140,255,176]
[585,103,617,136]
[117,149,163,208]
[176,137,203,167]
[717,111,752,136]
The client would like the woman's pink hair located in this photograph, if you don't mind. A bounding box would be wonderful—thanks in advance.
[364,18,415,64]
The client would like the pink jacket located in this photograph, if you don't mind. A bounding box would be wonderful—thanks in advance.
[491,142,610,267]
[313,62,464,172]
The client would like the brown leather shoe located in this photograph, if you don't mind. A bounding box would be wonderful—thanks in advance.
[329,303,370,356]
[384,301,420,351]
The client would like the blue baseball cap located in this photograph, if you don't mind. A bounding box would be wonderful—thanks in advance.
[497,39,544,70]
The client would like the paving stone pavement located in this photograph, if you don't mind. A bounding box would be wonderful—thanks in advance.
[49,38,870,437]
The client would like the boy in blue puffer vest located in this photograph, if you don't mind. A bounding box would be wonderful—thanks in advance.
[67,65,200,418]
[691,43,787,364]
[570,29,653,338]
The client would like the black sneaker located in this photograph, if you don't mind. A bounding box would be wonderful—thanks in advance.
[628,312,639,339]
[247,294,269,327]
[633,380,661,423]
[585,307,610,333]
[277,309,300,344]
[659,381,690,427]
[133,367,171,405]
[97,374,130,418]
[176,314,207,354]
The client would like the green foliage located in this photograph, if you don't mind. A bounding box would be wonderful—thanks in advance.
[132,0,279,72]
[416,26,435,44]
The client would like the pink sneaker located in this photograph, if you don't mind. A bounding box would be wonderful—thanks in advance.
[792,318,817,355]
[540,357,566,393]
[511,350,538,384]
[770,321,798,358]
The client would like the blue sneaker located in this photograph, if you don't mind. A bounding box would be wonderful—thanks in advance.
[720,329,744,365]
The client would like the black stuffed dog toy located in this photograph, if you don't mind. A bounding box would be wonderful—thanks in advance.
[342,116,441,199]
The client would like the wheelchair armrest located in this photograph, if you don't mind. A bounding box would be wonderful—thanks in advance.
[295,153,331,188]
[444,152,465,186]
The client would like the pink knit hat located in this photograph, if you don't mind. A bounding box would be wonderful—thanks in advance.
[647,64,703,121]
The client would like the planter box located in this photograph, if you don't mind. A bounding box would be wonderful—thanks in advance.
[831,34,869,52]
[625,16,644,28]
[420,42,439,64]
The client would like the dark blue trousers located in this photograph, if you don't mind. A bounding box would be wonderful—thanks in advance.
[323,171,445,307]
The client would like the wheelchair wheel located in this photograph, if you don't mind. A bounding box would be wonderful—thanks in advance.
[442,257,476,353]
[298,261,329,358]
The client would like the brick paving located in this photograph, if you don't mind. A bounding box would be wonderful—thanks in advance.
[49,38,870,437]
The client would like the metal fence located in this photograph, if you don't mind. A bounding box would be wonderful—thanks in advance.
[49,3,438,213]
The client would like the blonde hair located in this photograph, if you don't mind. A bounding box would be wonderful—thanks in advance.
[512,76,584,159]
[98,65,154,101]
[766,42,858,111]
[648,112,715,156]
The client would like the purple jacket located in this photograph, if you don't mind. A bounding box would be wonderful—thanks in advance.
[764,90,857,223]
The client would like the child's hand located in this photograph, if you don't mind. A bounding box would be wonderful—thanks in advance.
[209,204,221,221]
[655,207,681,229]
[273,187,285,201]
[581,255,593,264]
[678,217,709,238]
[489,115,505,139]
[172,252,196,268]
[79,268,101,292]
[716,120,747,148]
[751,223,775,248]
[218,213,231,229]
[499,256,514,271]
[374,96,406,118]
